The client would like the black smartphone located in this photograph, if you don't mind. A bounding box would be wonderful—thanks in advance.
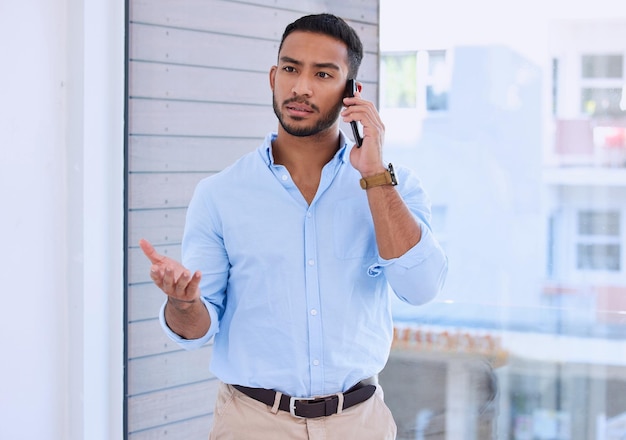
[345,79,363,147]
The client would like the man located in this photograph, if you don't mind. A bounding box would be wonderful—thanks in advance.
[140,13,447,440]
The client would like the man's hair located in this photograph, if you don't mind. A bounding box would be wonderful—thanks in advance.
[278,13,364,78]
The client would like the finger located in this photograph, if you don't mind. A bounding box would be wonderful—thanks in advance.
[161,266,176,294]
[174,270,192,297]
[186,270,202,297]
[139,238,164,265]
[342,97,361,111]
[149,264,165,288]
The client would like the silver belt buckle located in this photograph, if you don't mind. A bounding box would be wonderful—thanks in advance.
[289,396,314,418]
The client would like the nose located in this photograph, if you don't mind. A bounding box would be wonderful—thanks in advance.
[292,76,312,96]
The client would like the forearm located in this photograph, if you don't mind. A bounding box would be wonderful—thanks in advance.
[164,297,212,340]
[366,185,422,259]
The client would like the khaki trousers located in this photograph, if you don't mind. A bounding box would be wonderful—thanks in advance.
[209,382,397,440]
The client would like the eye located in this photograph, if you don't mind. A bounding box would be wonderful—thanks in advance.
[283,66,296,73]
[317,72,332,79]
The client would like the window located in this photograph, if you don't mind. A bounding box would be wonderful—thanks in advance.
[582,54,623,79]
[580,54,625,117]
[381,6,626,440]
[576,210,621,271]
[381,52,417,108]
[424,50,449,112]
[552,58,559,115]
[381,50,450,112]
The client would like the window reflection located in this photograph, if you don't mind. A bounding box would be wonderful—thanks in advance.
[380,1,626,438]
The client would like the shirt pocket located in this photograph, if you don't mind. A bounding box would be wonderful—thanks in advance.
[333,197,378,260]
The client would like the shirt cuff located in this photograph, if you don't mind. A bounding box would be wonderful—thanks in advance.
[367,221,438,276]
[158,296,219,350]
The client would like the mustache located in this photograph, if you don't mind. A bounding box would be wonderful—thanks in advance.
[283,97,320,112]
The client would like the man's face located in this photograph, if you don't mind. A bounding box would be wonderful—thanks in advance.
[270,31,350,138]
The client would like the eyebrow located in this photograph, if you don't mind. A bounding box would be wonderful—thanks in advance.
[279,56,341,71]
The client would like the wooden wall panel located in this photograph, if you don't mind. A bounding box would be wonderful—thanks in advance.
[130,23,277,72]
[129,62,271,104]
[128,319,180,359]
[129,99,275,138]
[130,0,378,57]
[127,347,214,396]
[242,0,379,24]
[128,208,187,247]
[131,0,299,40]
[127,379,218,432]
[130,21,378,82]
[128,283,167,322]
[128,415,214,440]
[129,135,258,173]
[126,0,379,438]
[128,173,207,210]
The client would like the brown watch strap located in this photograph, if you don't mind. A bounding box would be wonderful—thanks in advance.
[359,163,398,189]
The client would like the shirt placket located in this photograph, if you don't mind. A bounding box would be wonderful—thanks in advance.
[303,203,324,396]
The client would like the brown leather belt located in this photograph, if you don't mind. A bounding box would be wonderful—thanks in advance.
[232,378,377,419]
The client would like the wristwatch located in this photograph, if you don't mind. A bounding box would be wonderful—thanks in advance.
[359,163,398,189]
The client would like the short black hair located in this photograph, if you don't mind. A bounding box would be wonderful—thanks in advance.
[278,13,364,78]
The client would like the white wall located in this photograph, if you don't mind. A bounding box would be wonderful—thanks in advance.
[0,1,124,439]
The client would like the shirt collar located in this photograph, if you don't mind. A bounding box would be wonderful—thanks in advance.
[260,131,350,167]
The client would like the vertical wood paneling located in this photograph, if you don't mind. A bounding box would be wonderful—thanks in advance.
[126,0,379,438]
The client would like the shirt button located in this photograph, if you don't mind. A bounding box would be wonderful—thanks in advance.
[307,212,312,218]
[308,259,315,266]
[310,309,318,316]
[313,360,320,366]
[281,174,288,181]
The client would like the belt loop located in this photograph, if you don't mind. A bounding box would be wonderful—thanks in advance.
[271,391,283,414]
[335,392,345,415]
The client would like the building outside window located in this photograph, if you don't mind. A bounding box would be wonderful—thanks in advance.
[576,210,621,272]
[580,54,624,117]
[381,52,416,108]
[381,50,450,113]
[381,1,626,438]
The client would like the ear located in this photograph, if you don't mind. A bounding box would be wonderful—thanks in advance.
[269,66,277,91]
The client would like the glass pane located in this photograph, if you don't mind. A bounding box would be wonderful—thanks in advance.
[427,50,449,111]
[581,87,625,116]
[578,211,620,236]
[577,243,621,271]
[581,54,623,79]
[381,53,417,108]
[426,85,448,111]
[428,50,447,76]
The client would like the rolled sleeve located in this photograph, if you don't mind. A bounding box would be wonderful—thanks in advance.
[158,296,220,350]
[368,221,448,305]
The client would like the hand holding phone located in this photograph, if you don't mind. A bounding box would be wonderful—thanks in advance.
[345,79,363,147]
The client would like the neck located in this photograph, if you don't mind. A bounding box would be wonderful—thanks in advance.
[272,126,342,171]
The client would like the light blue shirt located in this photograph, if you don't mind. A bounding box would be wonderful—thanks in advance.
[160,131,447,398]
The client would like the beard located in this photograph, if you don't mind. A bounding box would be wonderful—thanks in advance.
[273,93,344,138]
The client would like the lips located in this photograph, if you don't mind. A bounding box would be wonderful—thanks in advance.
[284,100,315,117]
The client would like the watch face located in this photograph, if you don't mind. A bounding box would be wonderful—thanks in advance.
[388,163,398,186]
